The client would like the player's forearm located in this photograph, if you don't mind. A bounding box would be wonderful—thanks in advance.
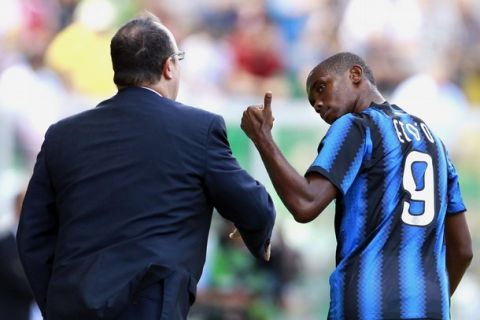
[446,246,472,296]
[445,212,473,296]
[253,136,324,223]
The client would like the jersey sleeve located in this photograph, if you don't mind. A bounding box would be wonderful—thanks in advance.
[445,156,466,215]
[306,114,368,195]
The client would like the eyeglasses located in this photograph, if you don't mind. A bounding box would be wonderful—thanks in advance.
[169,50,185,61]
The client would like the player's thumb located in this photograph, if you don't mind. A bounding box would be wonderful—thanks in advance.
[264,91,273,114]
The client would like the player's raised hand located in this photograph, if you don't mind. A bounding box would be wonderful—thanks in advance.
[241,91,275,144]
[262,91,273,121]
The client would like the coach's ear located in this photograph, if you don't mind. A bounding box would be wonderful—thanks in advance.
[350,65,363,85]
[162,57,175,80]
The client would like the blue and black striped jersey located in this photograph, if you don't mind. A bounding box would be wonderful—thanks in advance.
[307,102,466,320]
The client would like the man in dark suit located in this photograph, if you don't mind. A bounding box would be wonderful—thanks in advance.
[16,13,275,320]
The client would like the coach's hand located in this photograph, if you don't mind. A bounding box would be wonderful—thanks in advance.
[229,228,271,262]
[264,242,271,262]
[241,91,274,144]
[229,228,241,240]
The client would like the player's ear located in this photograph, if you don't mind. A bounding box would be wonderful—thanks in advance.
[350,65,363,85]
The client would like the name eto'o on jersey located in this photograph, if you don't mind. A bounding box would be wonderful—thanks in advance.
[393,119,434,144]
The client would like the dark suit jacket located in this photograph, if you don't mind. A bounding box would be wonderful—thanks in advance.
[0,232,34,320]
[17,87,275,320]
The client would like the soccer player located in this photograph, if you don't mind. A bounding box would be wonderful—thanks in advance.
[241,52,473,319]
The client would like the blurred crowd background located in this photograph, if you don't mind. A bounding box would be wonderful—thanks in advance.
[0,0,479,319]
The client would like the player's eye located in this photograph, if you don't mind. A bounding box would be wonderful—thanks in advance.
[317,84,325,93]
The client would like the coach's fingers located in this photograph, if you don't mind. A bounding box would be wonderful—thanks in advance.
[229,228,241,240]
[264,243,271,262]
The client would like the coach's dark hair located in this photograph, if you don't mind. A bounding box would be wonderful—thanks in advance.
[110,13,175,87]
[317,52,376,85]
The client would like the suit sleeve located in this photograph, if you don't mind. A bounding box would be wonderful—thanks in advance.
[16,125,58,315]
[204,115,275,259]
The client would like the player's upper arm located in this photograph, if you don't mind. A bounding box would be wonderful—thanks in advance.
[297,171,338,222]
[440,143,467,215]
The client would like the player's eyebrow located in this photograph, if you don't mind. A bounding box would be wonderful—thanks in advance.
[310,79,326,92]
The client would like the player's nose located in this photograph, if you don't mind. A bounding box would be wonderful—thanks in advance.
[313,99,323,112]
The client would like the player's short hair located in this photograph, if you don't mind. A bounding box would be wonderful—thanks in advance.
[110,13,175,87]
[317,52,376,85]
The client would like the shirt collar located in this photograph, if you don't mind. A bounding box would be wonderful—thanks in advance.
[140,86,163,97]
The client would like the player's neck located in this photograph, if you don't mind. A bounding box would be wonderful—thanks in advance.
[355,86,385,113]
